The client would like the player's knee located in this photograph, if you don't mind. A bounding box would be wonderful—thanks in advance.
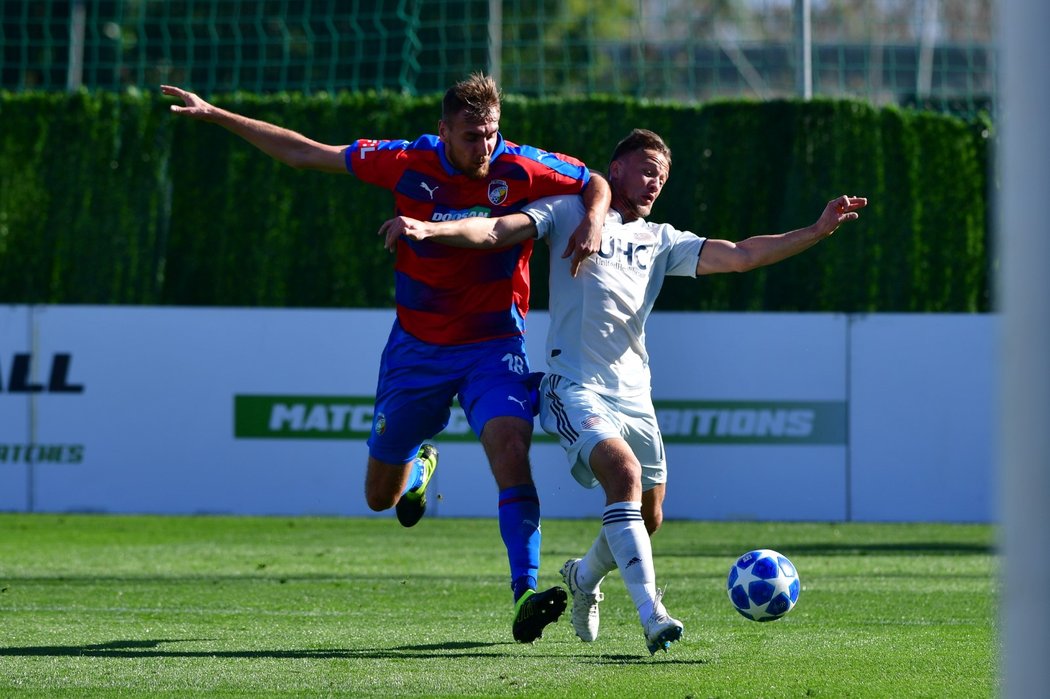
[364,455,411,511]
[495,438,530,467]
[481,417,533,486]
[484,421,530,457]
[364,486,398,512]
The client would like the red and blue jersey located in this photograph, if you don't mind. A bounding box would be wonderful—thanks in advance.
[345,133,590,345]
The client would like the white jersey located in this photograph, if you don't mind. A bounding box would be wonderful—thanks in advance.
[525,196,706,397]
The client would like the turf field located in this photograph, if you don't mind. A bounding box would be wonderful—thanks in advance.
[0,514,997,698]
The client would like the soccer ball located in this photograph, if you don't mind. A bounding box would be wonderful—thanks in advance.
[726,549,800,621]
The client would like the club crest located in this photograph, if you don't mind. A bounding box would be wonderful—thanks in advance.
[488,179,509,206]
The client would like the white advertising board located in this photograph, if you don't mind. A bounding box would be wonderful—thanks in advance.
[8,307,393,515]
[848,314,997,522]
[0,306,995,522]
[644,313,849,521]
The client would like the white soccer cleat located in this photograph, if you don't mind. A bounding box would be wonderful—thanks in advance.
[644,589,683,655]
[559,558,603,642]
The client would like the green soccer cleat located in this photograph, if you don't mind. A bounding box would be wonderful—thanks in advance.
[512,586,568,643]
[395,444,438,528]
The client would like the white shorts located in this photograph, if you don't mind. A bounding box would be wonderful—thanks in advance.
[539,373,666,491]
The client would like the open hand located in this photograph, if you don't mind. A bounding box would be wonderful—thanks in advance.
[160,85,215,119]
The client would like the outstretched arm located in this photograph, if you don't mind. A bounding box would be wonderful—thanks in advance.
[160,85,348,173]
[697,195,867,275]
[562,172,611,277]
[378,213,537,252]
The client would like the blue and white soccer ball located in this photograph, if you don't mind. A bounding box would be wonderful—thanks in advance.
[726,549,800,621]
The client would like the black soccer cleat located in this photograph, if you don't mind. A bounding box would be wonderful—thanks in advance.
[512,586,568,643]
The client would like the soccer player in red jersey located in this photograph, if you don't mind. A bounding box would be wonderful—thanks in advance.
[162,74,611,643]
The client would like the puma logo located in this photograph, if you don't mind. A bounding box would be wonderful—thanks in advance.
[420,181,439,199]
[507,395,528,410]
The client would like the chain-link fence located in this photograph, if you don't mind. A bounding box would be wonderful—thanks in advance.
[2,1,995,117]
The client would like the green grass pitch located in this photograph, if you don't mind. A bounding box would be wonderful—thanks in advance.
[0,514,997,698]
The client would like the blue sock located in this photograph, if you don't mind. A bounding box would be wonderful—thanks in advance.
[401,455,424,496]
[498,484,541,602]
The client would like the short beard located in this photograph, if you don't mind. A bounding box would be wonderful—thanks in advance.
[464,161,490,180]
[448,151,490,180]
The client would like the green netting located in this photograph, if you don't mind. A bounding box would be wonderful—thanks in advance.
[2,1,995,117]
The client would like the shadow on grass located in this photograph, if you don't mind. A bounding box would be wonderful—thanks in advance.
[583,655,709,666]
[0,638,544,660]
[0,639,711,664]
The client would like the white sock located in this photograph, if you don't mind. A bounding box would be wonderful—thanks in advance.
[601,501,658,623]
[575,528,615,593]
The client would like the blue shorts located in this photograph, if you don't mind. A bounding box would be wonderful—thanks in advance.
[367,320,539,464]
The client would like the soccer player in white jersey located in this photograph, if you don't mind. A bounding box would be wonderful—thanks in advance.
[378,128,867,654]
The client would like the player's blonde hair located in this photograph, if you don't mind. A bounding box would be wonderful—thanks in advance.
[443,72,502,124]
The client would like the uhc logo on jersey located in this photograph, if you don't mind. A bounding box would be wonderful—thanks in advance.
[488,179,509,205]
[597,235,653,272]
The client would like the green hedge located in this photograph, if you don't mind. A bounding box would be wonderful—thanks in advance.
[0,90,991,311]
